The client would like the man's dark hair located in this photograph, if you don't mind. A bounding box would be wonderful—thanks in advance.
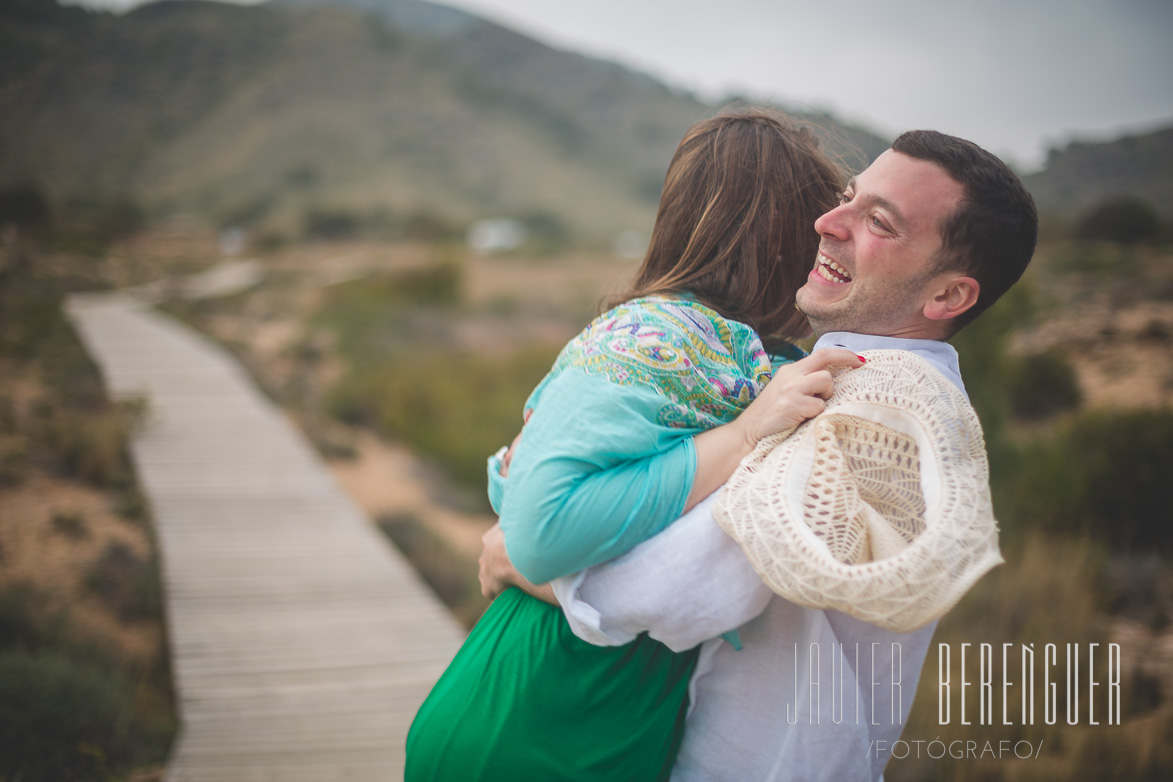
[891,130,1038,333]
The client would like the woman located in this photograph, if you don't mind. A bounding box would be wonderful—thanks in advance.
[405,108,854,780]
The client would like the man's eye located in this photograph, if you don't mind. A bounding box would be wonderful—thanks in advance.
[839,191,852,205]
[871,216,887,230]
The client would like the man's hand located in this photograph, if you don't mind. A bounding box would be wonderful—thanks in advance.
[478,522,558,605]
[478,523,516,598]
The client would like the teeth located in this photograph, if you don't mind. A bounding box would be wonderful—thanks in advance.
[815,253,852,283]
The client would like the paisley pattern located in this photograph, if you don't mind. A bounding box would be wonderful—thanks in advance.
[545,296,775,430]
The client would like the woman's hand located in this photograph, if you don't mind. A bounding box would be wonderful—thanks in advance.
[685,349,864,510]
[732,349,865,446]
[497,408,533,478]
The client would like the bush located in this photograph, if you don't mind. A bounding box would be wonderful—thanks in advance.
[303,208,362,240]
[36,405,134,486]
[0,441,27,487]
[0,651,132,781]
[1006,349,1082,420]
[0,585,56,653]
[315,263,464,354]
[1067,409,1173,549]
[0,583,177,778]
[51,511,88,539]
[950,281,1037,490]
[1074,196,1162,244]
[1002,409,1173,552]
[84,542,161,622]
[0,184,51,231]
[329,344,558,491]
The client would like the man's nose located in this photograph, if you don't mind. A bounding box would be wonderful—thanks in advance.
[814,204,849,239]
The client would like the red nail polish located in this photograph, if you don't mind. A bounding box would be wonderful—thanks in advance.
[857,354,867,363]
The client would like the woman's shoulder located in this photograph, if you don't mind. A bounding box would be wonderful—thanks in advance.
[550,295,768,392]
[569,295,744,365]
[594,294,760,346]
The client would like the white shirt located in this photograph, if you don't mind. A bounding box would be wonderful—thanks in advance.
[552,334,966,782]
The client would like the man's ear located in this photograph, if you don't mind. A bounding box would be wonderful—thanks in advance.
[923,276,980,322]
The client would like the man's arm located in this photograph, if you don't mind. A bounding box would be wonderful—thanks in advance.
[480,490,773,652]
[555,491,773,651]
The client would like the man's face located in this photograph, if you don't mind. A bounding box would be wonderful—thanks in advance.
[796,149,965,338]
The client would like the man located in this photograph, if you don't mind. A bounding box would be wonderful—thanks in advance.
[483,130,1038,780]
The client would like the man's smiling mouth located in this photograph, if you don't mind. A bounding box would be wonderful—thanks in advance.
[815,252,852,284]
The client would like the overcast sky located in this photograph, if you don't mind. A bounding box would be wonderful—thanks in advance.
[70,0,1173,172]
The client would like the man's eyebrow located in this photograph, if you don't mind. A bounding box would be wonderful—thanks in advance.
[849,178,906,228]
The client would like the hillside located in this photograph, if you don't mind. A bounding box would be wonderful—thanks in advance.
[0,0,888,245]
[1025,125,1173,219]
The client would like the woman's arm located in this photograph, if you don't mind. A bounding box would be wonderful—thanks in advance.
[496,349,863,585]
[685,349,863,507]
[499,372,700,583]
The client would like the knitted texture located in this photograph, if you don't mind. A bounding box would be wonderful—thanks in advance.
[714,350,1003,632]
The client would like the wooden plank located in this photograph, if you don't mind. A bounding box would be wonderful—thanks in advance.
[65,292,466,781]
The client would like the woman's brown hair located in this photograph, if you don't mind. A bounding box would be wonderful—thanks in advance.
[608,107,844,342]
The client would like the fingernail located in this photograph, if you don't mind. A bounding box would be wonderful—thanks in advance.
[856,354,867,363]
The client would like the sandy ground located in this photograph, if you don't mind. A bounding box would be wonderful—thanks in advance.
[327,429,495,558]
[1011,299,1173,410]
[0,473,163,664]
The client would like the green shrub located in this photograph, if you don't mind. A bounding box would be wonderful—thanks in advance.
[51,511,88,539]
[1006,348,1082,420]
[0,584,177,778]
[1066,409,1173,550]
[0,651,132,781]
[315,261,558,491]
[0,441,27,487]
[330,344,558,491]
[303,208,362,240]
[319,262,463,318]
[0,184,51,231]
[113,486,149,522]
[1050,241,1133,274]
[84,542,161,623]
[1075,196,1162,244]
[1002,409,1173,552]
[0,584,56,653]
[36,405,134,487]
[951,281,1037,490]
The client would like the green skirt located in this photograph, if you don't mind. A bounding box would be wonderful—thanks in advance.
[405,587,698,781]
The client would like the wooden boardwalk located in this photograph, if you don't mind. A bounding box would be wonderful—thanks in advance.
[66,291,466,781]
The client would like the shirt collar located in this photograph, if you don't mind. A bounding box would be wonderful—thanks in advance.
[812,331,968,400]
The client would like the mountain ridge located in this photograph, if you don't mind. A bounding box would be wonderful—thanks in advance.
[1025,126,1173,219]
[1,0,1168,243]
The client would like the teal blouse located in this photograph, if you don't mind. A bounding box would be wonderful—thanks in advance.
[491,295,795,584]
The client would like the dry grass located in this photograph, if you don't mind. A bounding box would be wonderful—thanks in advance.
[888,530,1173,781]
[0,239,177,779]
